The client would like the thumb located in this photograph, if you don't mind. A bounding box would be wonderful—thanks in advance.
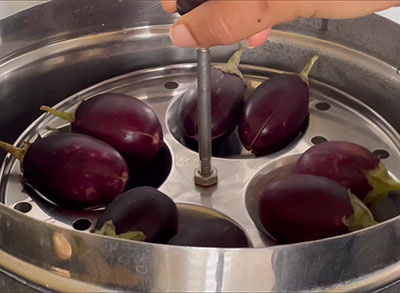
[170,1,310,48]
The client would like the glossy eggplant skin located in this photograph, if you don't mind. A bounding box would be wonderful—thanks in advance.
[178,68,245,144]
[72,93,163,164]
[127,144,172,189]
[22,133,129,209]
[258,174,353,243]
[293,141,380,200]
[238,74,309,156]
[95,186,178,243]
[168,217,250,248]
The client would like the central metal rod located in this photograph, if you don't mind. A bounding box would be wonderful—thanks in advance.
[197,48,212,176]
[194,48,218,186]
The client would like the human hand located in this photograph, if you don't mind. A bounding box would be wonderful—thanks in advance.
[162,1,400,48]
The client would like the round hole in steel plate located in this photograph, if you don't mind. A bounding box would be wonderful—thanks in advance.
[72,218,92,231]
[14,202,32,213]
[372,149,390,159]
[311,136,328,145]
[315,102,331,111]
[164,81,179,90]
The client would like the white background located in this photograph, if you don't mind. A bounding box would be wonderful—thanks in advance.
[0,1,400,23]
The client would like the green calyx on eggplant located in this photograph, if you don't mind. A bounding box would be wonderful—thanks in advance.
[94,186,178,244]
[238,56,319,156]
[258,174,377,244]
[342,190,378,232]
[95,220,146,242]
[40,92,164,164]
[0,133,129,209]
[178,42,247,145]
[293,141,400,203]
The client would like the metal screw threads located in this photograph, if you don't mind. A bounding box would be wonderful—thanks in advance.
[200,160,212,176]
[194,48,218,187]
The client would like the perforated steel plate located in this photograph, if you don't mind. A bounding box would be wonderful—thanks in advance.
[1,63,400,248]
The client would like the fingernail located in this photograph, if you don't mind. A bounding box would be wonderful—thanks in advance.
[170,24,198,48]
[246,40,257,49]
[246,29,270,48]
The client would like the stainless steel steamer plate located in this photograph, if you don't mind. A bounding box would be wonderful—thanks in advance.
[1,61,400,249]
[2,4,400,289]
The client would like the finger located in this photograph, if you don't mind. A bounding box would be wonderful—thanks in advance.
[246,28,271,48]
[171,1,313,48]
[170,0,400,48]
[161,0,177,13]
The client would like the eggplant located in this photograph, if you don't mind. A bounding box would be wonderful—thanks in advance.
[238,56,318,156]
[127,144,172,189]
[368,192,400,222]
[40,93,163,164]
[168,217,250,248]
[258,174,377,243]
[0,133,129,209]
[293,141,400,202]
[94,186,178,243]
[178,43,246,145]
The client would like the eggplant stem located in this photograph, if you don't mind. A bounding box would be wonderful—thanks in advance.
[94,220,146,242]
[226,40,247,69]
[40,105,75,123]
[0,141,28,162]
[299,55,319,85]
[364,163,400,205]
[213,41,247,81]
[342,191,378,232]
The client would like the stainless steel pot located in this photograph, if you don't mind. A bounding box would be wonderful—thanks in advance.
[1,1,400,291]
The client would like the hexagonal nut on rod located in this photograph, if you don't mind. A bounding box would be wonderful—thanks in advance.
[194,167,218,187]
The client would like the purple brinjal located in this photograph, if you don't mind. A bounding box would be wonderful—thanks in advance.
[178,43,246,145]
[258,174,377,243]
[168,217,250,248]
[238,56,319,156]
[368,192,400,222]
[127,144,172,189]
[40,93,163,164]
[0,133,129,209]
[94,186,178,243]
[293,141,400,202]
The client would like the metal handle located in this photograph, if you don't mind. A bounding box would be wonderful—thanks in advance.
[177,0,209,15]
